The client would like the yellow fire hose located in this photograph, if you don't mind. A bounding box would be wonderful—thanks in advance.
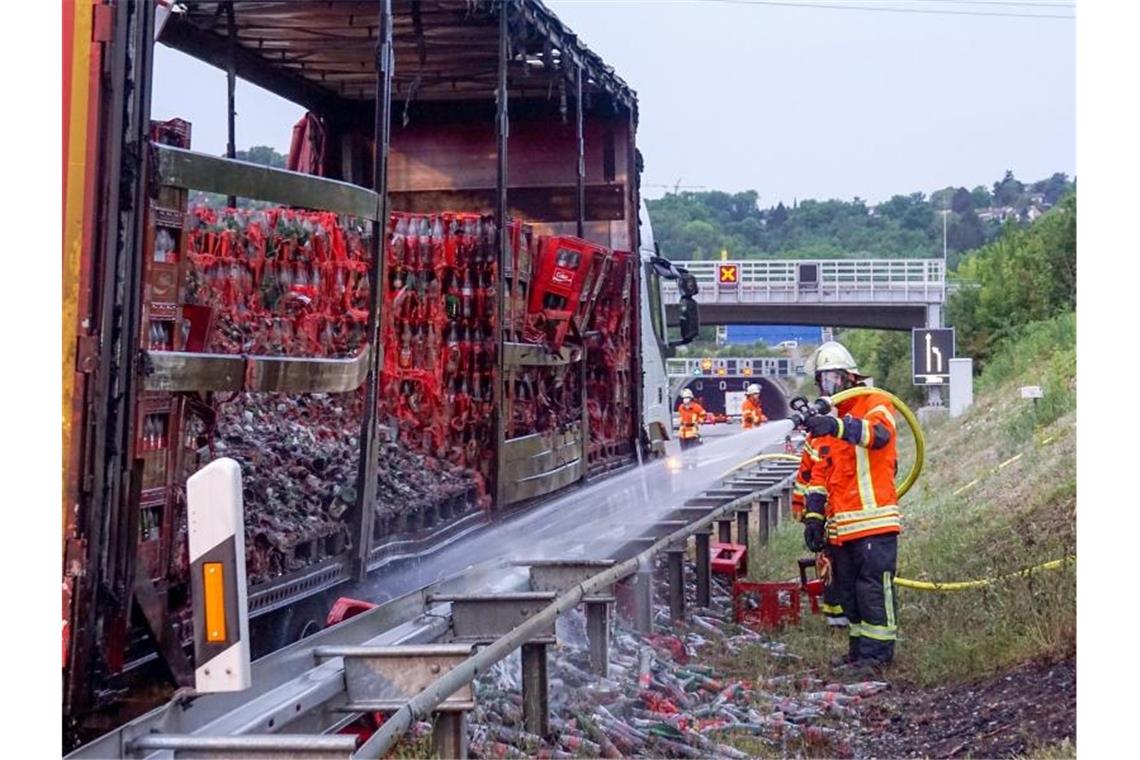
[721,386,925,496]
[828,385,926,498]
[719,452,801,479]
[722,387,1073,591]
[896,556,1075,591]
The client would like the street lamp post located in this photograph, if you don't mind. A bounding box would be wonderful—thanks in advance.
[941,209,949,261]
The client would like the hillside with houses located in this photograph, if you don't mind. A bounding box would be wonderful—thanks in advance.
[647,170,1074,269]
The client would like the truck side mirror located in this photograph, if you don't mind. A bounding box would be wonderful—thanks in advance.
[677,269,699,298]
[671,296,700,346]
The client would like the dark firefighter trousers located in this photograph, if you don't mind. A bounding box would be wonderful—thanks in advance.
[820,544,847,625]
[832,533,899,664]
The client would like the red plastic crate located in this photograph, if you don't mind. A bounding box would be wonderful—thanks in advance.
[709,541,748,580]
[326,597,378,627]
[733,581,802,630]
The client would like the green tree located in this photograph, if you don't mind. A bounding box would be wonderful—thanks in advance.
[970,185,992,208]
[236,145,287,168]
[951,187,974,214]
[992,170,1025,206]
[947,194,1075,366]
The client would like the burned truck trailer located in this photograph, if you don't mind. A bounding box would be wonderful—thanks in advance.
[62,0,699,743]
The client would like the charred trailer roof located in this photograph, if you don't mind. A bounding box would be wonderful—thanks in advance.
[161,0,641,244]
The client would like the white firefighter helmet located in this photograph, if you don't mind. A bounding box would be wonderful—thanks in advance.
[680,388,694,401]
[807,341,860,376]
[747,383,761,395]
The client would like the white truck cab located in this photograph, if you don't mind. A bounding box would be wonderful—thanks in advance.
[637,200,700,455]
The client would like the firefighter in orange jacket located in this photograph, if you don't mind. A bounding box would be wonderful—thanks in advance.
[801,341,901,668]
[677,389,706,445]
[741,383,767,429]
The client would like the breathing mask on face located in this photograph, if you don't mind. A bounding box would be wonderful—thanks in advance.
[816,369,851,397]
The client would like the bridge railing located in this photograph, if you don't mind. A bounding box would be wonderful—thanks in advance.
[666,356,795,378]
[661,258,946,304]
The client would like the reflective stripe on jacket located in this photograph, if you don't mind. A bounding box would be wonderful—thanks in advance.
[793,435,833,523]
[809,391,901,544]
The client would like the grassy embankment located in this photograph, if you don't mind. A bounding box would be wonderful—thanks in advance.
[744,312,1076,687]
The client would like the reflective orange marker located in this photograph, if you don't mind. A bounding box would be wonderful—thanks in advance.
[203,562,227,643]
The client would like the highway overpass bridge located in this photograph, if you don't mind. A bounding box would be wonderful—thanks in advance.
[662,258,946,330]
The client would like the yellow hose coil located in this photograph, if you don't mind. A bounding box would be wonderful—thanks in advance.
[828,385,925,499]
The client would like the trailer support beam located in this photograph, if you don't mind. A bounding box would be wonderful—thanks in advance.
[225,1,237,208]
[575,64,585,238]
[493,0,511,506]
[351,0,394,582]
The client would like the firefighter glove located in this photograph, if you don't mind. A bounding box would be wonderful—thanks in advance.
[803,513,827,552]
[804,414,839,438]
[803,491,827,551]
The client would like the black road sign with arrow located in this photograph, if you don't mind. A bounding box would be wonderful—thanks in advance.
[912,328,954,385]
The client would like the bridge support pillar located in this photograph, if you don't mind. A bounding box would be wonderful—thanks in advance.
[925,303,946,409]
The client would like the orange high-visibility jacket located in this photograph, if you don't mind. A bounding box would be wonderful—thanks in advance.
[741,397,765,429]
[808,391,900,544]
[678,402,706,432]
[792,435,834,523]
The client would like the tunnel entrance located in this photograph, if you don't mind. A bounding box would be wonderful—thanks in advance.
[677,376,790,420]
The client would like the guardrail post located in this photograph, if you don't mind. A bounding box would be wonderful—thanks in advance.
[521,642,550,736]
[523,560,614,677]
[585,600,610,677]
[433,712,468,759]
[695,528,711,608]
[633,567,654,633]
[666,546,686,621]
[757,497,773,546]
[717,518,733,544]
[736,503,752,550]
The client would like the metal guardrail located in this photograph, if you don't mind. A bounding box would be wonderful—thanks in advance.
[356,457,799,757]
[75,451,798,760]
[662,258,945,306]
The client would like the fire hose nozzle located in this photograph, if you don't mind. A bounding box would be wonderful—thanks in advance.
[787,396,831,429]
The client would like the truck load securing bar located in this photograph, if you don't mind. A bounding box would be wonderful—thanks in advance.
[155,144,381,220]
[143,347,371,394]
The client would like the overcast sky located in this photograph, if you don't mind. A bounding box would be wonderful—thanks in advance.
[151,0,1075,206]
